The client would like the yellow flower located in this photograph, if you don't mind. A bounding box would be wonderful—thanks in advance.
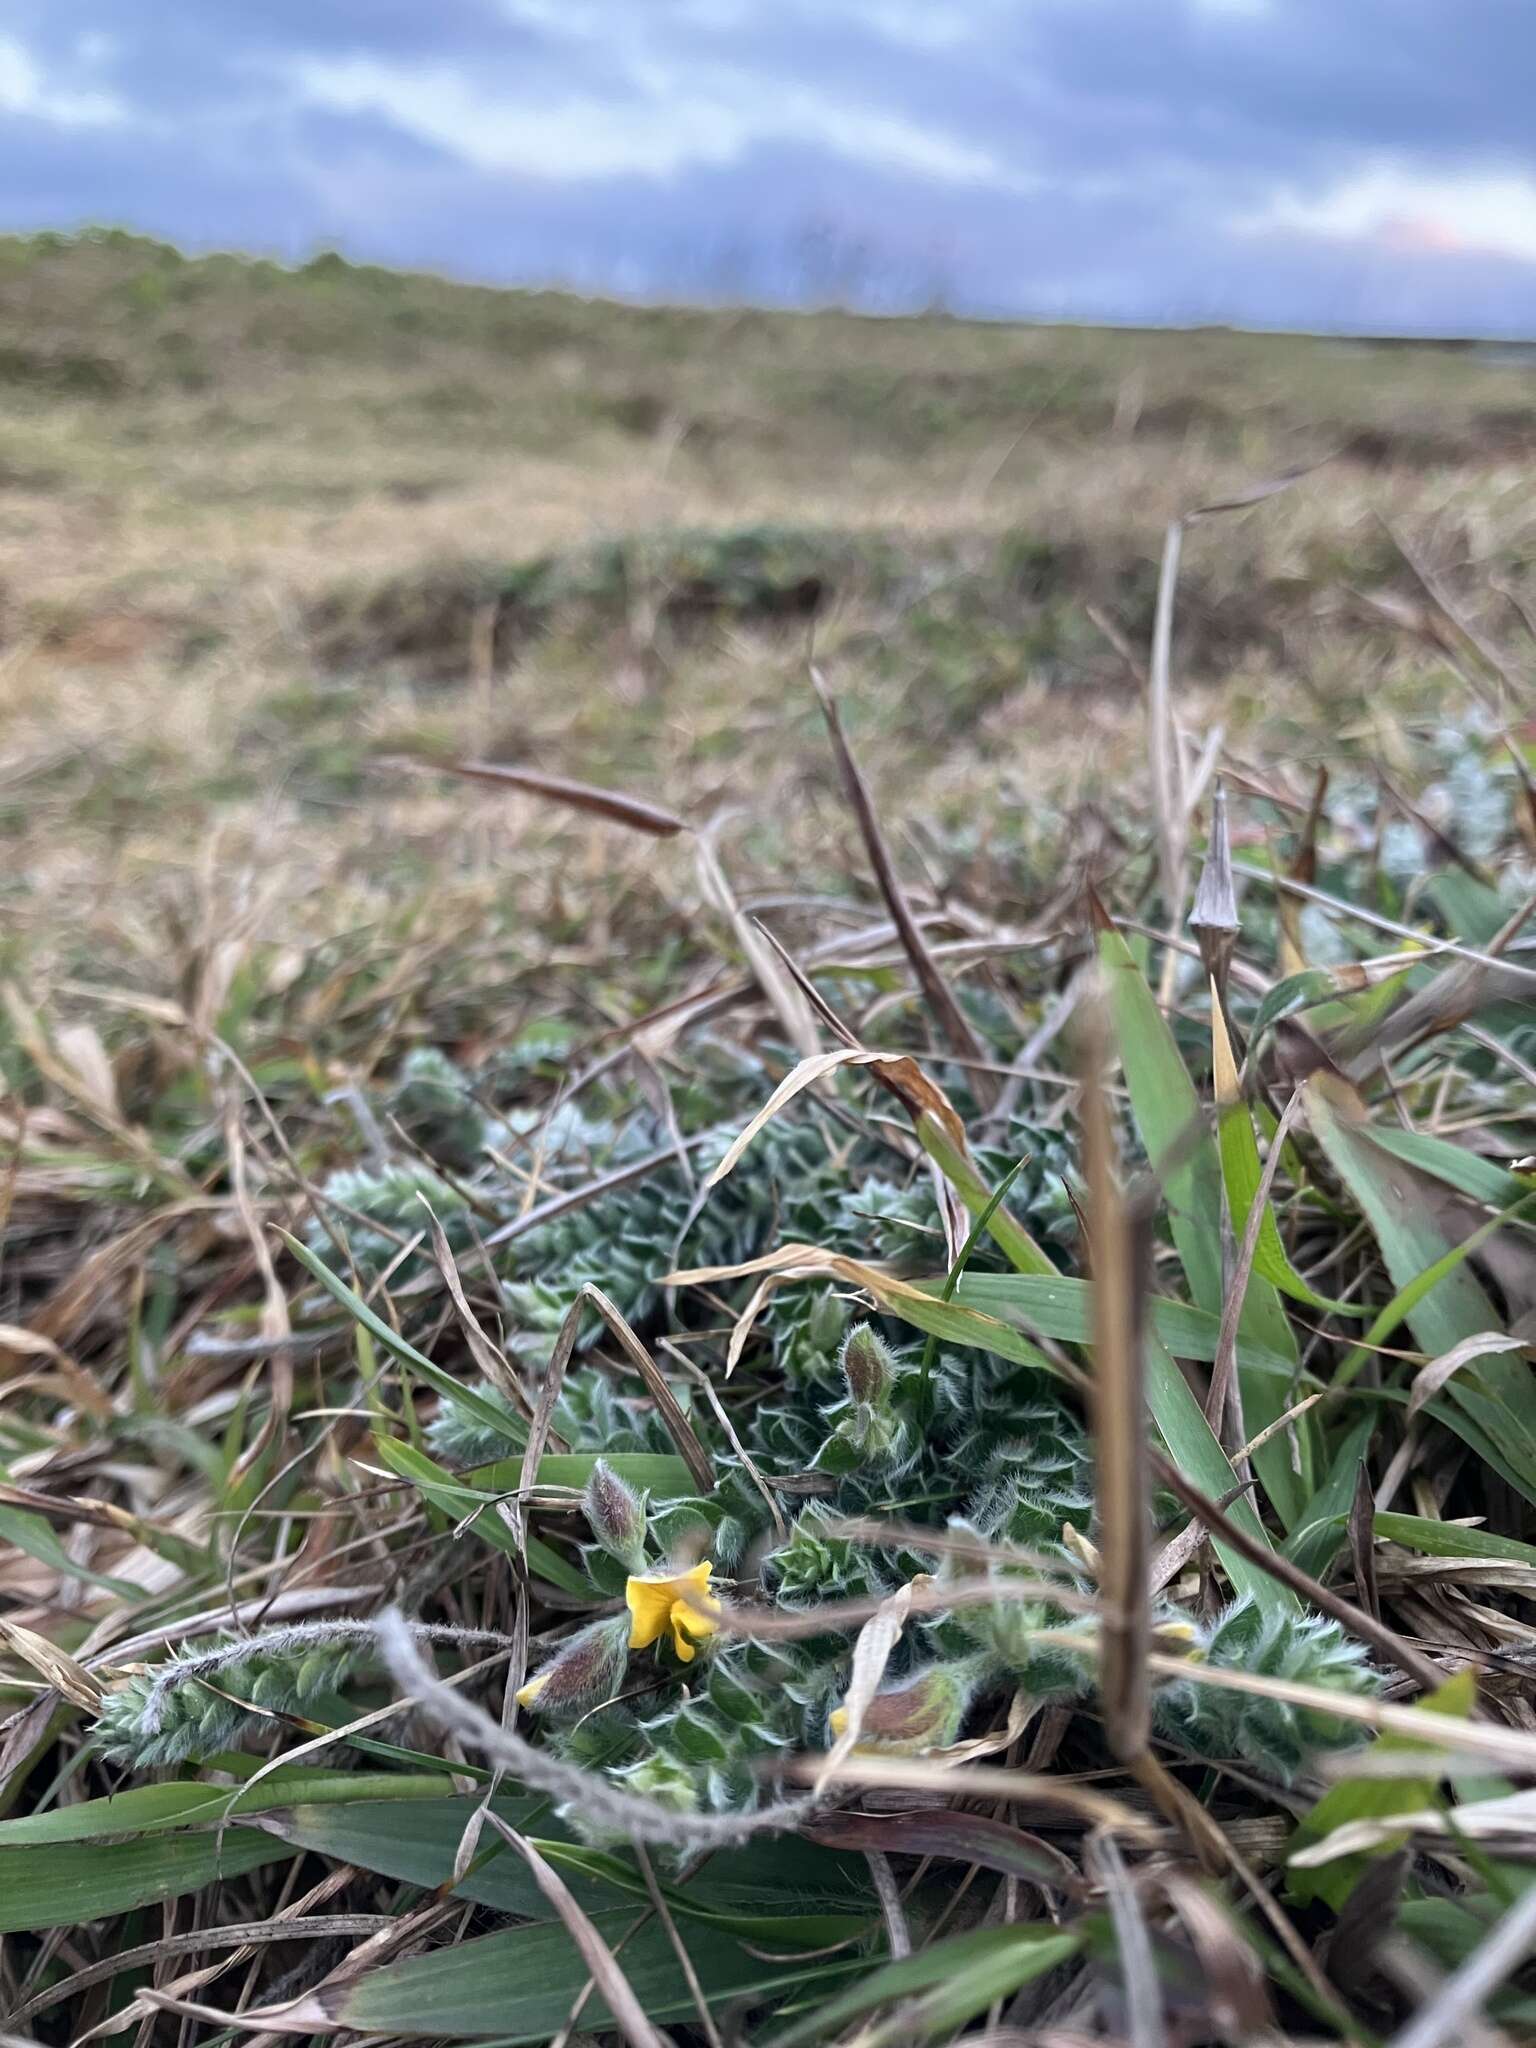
[625,1561,720,1664]
[514,1672,548,1709]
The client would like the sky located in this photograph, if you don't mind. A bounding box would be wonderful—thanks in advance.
[4,0,1536,335]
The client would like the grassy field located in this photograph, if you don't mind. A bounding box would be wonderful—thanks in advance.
[5,227,1536,968]
[3,229,1536,2044]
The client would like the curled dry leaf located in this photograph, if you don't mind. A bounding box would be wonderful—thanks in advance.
[0,1618,103,1710]
[1407,1331,1530,1419]
[704,1045,972,1194]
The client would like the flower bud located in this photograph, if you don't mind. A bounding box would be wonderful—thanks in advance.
[1189,779,1240,988]
[516,1615,631,1717]
[808,1291,847,1355]
[583,1460,648,1571]
[828,1660,979,1754]
[840,1323,892,1407]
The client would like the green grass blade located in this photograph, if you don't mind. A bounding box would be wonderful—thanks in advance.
[311,1910,867,2041]
[1144,1334,1297,1616]
[0,1769,451,1846]
[767,1924,1082,2048]
[280,1231,527,1446]
[0,1506,145,1600]
[1374,1512,1536,1567]
[371,1435,592,1595]
[472,1452,699,1496]
[1098,921,1312,1525]
[1373,1129,1533,1209]
[1288,1670,1477,1910]
[913,1113,1056,1277]
[1,1830,291,1933]
[1306,1077,1536,1501]
[953,1272,1303,1380]
[1212,998,1364,1318]
[1281,1415,1375,1578]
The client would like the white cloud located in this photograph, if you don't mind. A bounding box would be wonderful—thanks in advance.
[0,34,127,128]
[292,53,1014,186]
[1242,162,1536,265]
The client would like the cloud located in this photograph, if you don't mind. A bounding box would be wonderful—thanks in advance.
[290,51,1014,185]
[1244,162,1536,267]
[2,0,1535,333]
[0,32,128,127]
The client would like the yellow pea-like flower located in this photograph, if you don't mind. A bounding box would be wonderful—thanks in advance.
[625,1561,720,1664]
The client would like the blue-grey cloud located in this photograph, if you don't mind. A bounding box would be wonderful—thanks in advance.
[3,0,1535,333]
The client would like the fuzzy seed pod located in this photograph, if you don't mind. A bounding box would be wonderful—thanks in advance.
[583,1460,649,1570]
[516,1615,632,1717]
[840,1323,893,1407]
[829,1659,981,1754]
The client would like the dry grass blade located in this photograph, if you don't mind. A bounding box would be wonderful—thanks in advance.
[705,1047,921,1189]
[863,1847,911,1962]
[665,1239,1071,1384]
[781,1753,1153,1832]
[223,1088,294,1480]
[1148,520,1188,977]
[632,1837,726,2048]
[1132,1647,1536,1767]
[811,666,996,1098]
[1079,987,1151,1764]
[0,1618,102,1710]
[445,759,689,836]
[712,1574,1096,1642]
[489,1280,589,1736]
[578,1283,715,1494]
[1289,1789,1536,1863]
[75,1869,363,2042]
[1231,863,1536,985]
[0,1322,111,1421]
[5,1918,393,2032]
[421,1197,537,1424]
[479,1131,720,1252]
[695,821,821,1057]
[1087,1832,1165,2048]
[806,1808,1083,1896]
[1349,1460,1379,1621]
[1187,459,1326,519]
[815,1580,915,1792]
[1157,1871,1276,2044]
[1384,521,1533,712]
[480,1812,671,2048]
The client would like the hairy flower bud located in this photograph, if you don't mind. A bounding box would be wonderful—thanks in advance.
[840,1323,893,1407]
[808,1291,847,1355]
[583,1460,648,1571]
[828,1660,980,1754]
[516,1615,631,1717]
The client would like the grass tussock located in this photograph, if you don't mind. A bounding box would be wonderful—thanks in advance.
[3,230,1536,2044]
